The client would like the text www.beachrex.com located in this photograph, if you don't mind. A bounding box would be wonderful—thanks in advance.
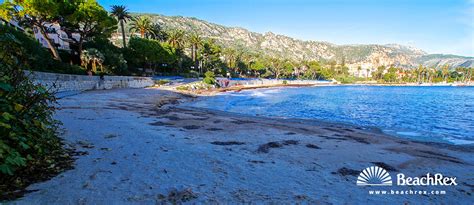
[369,190,447,195]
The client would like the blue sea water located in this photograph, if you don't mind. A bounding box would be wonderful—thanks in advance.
[189,86,474,145]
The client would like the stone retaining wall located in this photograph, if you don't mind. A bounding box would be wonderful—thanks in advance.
[26,71,154,94]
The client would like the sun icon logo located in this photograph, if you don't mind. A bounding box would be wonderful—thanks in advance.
[356,166,392,186]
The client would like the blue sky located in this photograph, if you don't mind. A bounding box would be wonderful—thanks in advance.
[99,0,473,56]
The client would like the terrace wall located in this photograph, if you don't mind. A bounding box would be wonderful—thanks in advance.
[26,71,154,96]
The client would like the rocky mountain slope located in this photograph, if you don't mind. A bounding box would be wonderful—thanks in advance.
[133,13,473,70]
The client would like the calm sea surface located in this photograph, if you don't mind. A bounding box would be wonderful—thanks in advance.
[189,86,474,144]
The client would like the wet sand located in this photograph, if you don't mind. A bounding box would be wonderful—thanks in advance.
[13,88,474,204]
[158,82,330,96]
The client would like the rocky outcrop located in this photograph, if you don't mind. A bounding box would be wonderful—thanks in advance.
[132,13,473,69]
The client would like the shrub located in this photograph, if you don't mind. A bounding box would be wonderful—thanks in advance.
[127,37,177,71]
[186,70,200,78]
[84,38,129,75]
[155,79,170,86]
[176,85,189,91]
[336,76,356,84]
[203,71,216,85]
[1,29,70,198]
[0,24,85,75]
[282,80,288,85]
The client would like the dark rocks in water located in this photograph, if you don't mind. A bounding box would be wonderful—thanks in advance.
[320,135,347,141]
[162,115,181,121]
[282,140,299,145]
[332,167,360,177]
[371,162,398,172]
[349,136,370,144]
[306,144,321,149]
[257,142,283,153]
[248,160,265,164]
[285,132,297,135]
[334,134,370,144]
[231,119,256,124]
[323,127,344,133]
[206,128,224,131]
[157,188,198,203]
[211,141,245,146]
[183,125,201,130]
[149,121,173,126]
[257,140,299,153]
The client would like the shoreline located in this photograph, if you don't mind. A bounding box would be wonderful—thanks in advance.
[175,90,474,148]
[156,82,328,96]
[346,83,474,86]
[156,80,473,97]
[12,88,474,204]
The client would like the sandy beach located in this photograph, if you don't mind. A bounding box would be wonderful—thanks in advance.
[12,88,474,204]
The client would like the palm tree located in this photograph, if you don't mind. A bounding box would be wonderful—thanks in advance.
[441,64,449,82]
[465,67,473,84]
[167,30,185,49]
[270,58,284,80]
[150,23,167,41]
[81,49,105,73]
[129,16,154,38]
[416,64,424,83]
[222,47,241,75]
[189,32,203,73]
[166,30,186,70]
[110,5,132,48]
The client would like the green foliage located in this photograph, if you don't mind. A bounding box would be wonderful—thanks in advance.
[0,25,51,69]
[200,39,224,74]
[382,67,398,83]
[0,31,65,177]
[203,71,216,85]
[129,16,154,38]
[373,65,386,80]
[335,76,356,84]
[176,85,189,91]
[0,24,84,74]
[80,48,104,73]
[167,29,186,50]
[383,72,397,82]
[155,79,170,85]
[84,38,128,75]
[110,5,132,48]
[63,0,118,51]
[182,70,200,78]
[127,37,177,70]
[1,0,69,60]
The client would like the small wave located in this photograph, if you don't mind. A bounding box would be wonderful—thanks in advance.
[396,131,421,137]
[247,88,281,97]
[444,137,474,145]
[250,91,268,97]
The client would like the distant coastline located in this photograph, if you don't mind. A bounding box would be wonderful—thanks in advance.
[157,78,474,96]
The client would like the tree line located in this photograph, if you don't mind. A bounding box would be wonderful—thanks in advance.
[0,1,472,83]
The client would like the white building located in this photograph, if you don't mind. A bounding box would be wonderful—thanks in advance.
[32,22,81,51]
[348,63,376,78]
[2,18,79,51]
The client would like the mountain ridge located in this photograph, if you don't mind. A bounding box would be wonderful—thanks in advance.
[129,13,473,70]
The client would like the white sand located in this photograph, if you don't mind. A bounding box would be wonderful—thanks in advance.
[11,88,474,204]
